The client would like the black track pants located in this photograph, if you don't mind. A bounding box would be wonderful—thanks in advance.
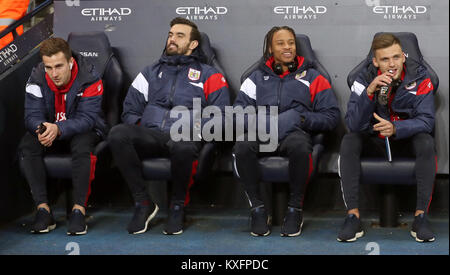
[107,124,202,205]
[339,132,436,212]
[19,131,100,207]
[233,130,313,209]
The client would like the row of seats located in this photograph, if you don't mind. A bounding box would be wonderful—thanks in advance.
[37,31,439,227]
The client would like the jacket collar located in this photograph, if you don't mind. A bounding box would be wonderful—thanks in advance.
[31,51,99,89]
[366,57,427,86]
[260,55,310,77]
[159,49,201,66]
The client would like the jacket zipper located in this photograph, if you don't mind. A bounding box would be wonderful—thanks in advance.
[66,88,83,118]
[277,78,284,109]
[161,65,180,131]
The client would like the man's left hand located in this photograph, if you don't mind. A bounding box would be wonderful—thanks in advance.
[373,113,396,137]
[37,122,60,147]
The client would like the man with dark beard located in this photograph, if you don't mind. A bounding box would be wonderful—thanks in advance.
[108,17,230,235]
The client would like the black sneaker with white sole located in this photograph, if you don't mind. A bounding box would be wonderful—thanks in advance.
[31,208,56,234]
[281,207,303,237]
[250,205,270,237]
[67,209,88,235]
[411,213,435,242]
[337,214,364,242]
[163,202,185,235]
[127,201,159,234]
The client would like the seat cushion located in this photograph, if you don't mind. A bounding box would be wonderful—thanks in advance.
[360,157,416,185]
[43,154,72,179]
[142,158,171,181]
[258,143,324,183]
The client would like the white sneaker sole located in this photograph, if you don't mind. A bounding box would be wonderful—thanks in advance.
[163,229,183,235]
[250,215,271,237]
[132,204,159,235]
[337,230,364,242]
[67,225,88,236]
[410,231,435,242]
[31,223,56,234]
[251,230,270,237]
[281,220,304,237]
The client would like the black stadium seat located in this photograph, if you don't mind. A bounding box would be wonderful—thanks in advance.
[235,34,331,225]
[345,32,439,227]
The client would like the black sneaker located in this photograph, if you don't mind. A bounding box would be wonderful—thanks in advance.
[250,205,270,237]
[127,201,159,234]
[411,213,435,242]
[281,207,303,237]
[67,209,88,235]
[163,203,185,235]
[31,208,56,234]
[337,214,364,242]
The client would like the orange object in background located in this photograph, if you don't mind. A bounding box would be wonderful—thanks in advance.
[0,0,30,50]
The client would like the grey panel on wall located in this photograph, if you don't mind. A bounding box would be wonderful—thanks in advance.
[54,0,449,174]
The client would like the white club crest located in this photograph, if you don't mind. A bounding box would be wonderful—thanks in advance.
[405,81,417,90]
[295,70,307,80]
[188,68,201,81]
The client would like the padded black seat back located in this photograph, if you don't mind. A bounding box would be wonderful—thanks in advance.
[241,34,331,84]
[67,31,124,129]
[347,32,439,93]
[197,32,232,103]
[199,32,226,76]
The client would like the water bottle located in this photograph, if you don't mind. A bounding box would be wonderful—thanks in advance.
[378,69,394,106]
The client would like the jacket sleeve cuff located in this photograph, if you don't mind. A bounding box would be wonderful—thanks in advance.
[392,121,406,140]
[55,121,67,140]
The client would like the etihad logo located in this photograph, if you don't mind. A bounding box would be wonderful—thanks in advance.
[0,43,18,66]
[372,5,429,20]
[176,6,228,21]
[81,8,132,22]
[273,6,327,20]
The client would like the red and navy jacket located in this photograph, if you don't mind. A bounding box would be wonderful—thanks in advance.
[24,52,106,140]
[234,56,340,141]
[122,51,230,133]
[346,58,434,139]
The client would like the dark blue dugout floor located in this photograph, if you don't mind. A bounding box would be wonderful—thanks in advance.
[0,207,448,255]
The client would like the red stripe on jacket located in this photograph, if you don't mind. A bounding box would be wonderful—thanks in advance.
[416,78,433,96]
[203,73,228,100]
[310,74,331,103]
[82,79,103,98]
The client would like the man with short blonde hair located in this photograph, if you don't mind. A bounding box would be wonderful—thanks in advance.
[338,33,436,243]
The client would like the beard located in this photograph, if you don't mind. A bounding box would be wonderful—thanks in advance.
[166,42,189,56]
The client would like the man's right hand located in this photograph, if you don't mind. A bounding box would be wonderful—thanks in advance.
[366,71,395,96]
